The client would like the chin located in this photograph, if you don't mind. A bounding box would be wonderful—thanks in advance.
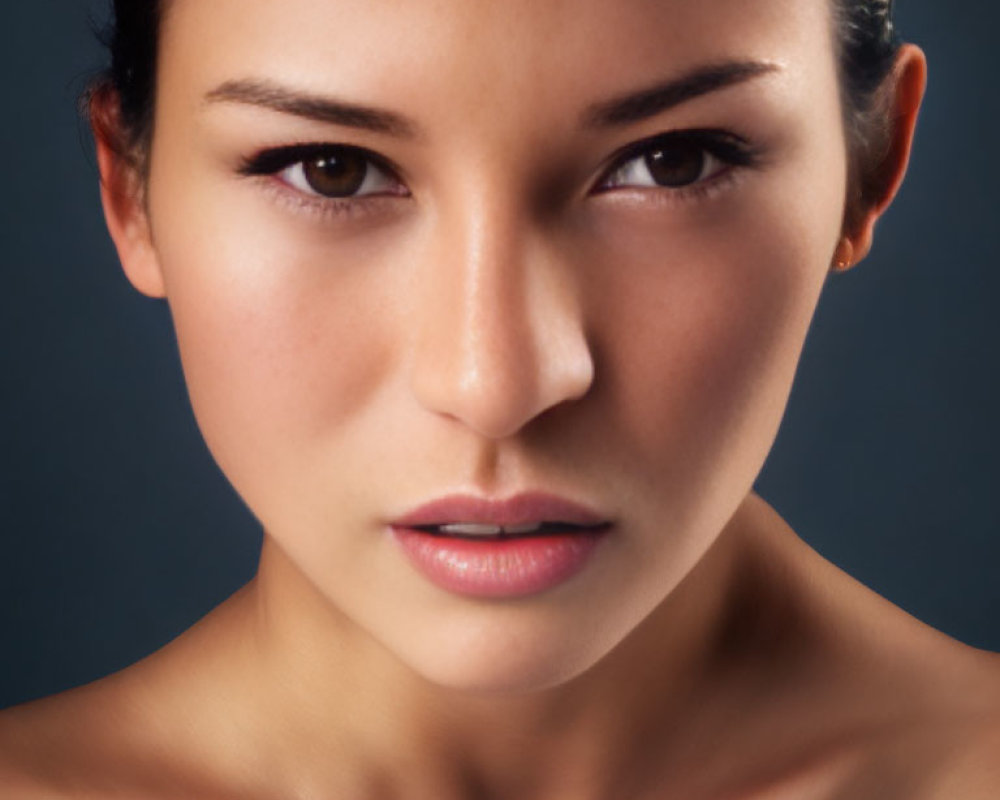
[386,610,621,697]
[415,651,598,697]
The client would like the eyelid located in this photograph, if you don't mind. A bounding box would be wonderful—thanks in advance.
[594,128,758,192]
[237,131,756,214]
[238,142,409,196]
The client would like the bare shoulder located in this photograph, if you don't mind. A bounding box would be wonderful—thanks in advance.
[923,719,1000,799]
[0,588,268,799]
[901,664,1000,799]
[738,494,1000,799]
[830,704,1000,800]
[784,633,1000,800]
[0,710,43,797]
[0,684,99,797]
[0,671,152,798]
[0,670,237,799]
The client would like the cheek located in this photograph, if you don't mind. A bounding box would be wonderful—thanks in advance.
[585,171,841,517]
[149,186,398,516]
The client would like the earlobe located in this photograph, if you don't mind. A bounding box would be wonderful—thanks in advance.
[93,117,165,298]
[831,237,855,272]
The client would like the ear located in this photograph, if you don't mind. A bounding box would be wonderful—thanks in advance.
[91,90,165,298]
[844,43,928,264]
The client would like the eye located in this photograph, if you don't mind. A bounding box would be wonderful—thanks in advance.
[240,143,407,199]
[282,148,400,198]
[597,131,753,192]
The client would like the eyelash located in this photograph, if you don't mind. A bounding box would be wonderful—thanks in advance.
[238,143,409,220]
[237,129,759,218]
[594,129,760,203]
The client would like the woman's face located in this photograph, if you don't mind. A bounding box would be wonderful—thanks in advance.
[140,0,847,690]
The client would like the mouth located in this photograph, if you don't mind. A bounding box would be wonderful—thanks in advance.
[389,491,613,536]
[388,492,613,598]
[409,521,609,539]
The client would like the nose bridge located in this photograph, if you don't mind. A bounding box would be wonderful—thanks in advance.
[409,180,594,440]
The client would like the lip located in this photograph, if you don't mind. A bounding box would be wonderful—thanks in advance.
[389,492,612,598]
[390,492,611,529]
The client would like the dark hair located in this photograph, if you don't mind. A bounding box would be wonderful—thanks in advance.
[88,0,901,226]
[87,0,159,175]
[835,0,902,233]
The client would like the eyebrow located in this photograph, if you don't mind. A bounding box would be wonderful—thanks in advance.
[581,60,780,128]
[203,79,419,138]
[203,60,778,139]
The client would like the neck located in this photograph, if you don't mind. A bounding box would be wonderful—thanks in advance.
[235,495,779,800]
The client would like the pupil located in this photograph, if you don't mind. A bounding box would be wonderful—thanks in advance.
[645,143,705,187]
[302,150,367,197]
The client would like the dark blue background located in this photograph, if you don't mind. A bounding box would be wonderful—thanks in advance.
[2,0,997,708]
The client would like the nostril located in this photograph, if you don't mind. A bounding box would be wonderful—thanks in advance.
[407,214,594,438]
[410,314,595,439]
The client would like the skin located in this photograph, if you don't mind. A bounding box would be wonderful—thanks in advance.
[2,0,999,797]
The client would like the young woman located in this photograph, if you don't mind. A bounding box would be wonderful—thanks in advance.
[2,0,998,797]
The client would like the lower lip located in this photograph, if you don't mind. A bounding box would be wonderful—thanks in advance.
[390,527,608,598]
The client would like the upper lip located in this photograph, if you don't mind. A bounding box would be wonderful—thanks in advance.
[390,492,612,529]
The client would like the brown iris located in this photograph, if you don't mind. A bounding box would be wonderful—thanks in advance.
[645,141,707,187]
[301,149,368,197]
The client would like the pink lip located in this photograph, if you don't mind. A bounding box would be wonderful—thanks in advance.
[389,492,612,599]
[390,492,610,528]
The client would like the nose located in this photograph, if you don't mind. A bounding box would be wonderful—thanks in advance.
[409,195,594,440]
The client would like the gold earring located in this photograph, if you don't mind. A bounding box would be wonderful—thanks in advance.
[832,238,855,272]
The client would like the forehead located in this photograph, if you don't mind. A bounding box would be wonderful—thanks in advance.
[161,0,835,118]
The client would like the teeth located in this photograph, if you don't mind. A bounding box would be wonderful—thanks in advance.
[503,522,543,534]
[433,522,545,536]
[423,521,595,537]
[438,523,503,536]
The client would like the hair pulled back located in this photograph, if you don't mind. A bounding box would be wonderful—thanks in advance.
[88,0,901,230]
